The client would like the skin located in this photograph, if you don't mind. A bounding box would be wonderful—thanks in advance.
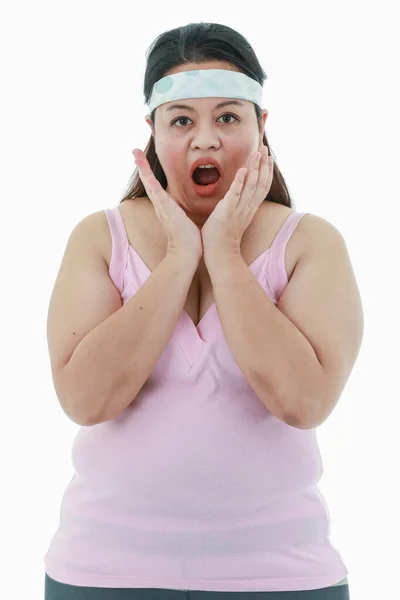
[144,60,268,230]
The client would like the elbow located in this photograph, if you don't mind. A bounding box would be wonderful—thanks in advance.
[282,363,329,430]
[54,360,108,427]
[61,398,99,427]
[282,390,330,430]
[56,386,103,427]
[283,409,317,430]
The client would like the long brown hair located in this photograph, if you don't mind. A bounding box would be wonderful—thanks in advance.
[120,22,294,209]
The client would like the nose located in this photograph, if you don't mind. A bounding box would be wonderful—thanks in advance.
[190,125,221,151]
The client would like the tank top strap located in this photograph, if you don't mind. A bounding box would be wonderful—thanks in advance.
[103,206,130,294]
[267,211,310,302]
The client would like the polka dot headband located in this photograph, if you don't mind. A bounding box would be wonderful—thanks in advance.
[146,68,264,113]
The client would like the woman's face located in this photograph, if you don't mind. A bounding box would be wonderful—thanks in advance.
[145,62,268,228]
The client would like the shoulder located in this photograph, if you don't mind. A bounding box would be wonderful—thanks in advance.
[92,197,149,268]
[259,202,346,275]
[262,201,345,254]
[296,212,346,254]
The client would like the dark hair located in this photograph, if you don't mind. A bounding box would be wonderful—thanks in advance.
[120,22,293,209]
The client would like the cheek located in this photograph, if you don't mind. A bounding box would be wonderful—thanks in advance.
[158,146,184,175]
[229,146,252,174]
[167,148,182,163]
[226,140,251,160]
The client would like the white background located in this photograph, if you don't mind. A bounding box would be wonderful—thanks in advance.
[1,1,398,599]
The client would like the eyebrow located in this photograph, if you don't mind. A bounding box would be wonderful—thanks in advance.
[165,100,245,112]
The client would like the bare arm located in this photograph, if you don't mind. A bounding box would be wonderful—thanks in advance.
[61,253,198,425]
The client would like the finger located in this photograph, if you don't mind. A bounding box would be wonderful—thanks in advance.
[231,167,247,192]
[226,167,247,207]
[132,151,168,221]
[259,146,271,185]
[241,151,261,204]
[267,155,274,182]
[133,150,161,197]
[259,151,273,202]
[133,149,152,177]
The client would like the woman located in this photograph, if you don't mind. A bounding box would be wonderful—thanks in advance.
[44,21,363,599]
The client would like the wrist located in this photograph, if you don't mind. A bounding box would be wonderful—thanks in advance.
[203,247,241,264]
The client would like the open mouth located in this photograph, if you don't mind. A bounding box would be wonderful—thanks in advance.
[191,166,222,197]
[192,166,221,186]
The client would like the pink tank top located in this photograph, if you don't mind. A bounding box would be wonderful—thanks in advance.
[44,206,348,592]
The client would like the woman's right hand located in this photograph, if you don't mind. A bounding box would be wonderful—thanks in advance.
[132,149,203,264]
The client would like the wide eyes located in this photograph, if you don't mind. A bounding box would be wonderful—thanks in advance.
[171,114,239,127]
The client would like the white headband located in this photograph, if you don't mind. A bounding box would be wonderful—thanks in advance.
[146,68,264,113]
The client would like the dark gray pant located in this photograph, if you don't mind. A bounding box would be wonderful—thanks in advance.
[44,574,350,600]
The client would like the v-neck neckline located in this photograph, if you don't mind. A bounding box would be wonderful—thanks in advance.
[128,244,271,367]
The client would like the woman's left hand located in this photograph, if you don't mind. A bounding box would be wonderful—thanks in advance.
[201,142,274,258]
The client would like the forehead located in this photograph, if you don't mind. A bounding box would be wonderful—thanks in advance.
[161,98,250,114]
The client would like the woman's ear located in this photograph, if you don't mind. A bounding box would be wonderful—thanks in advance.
[145,115,154,136]
[260,109,268,134]
[258,110,268,145]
